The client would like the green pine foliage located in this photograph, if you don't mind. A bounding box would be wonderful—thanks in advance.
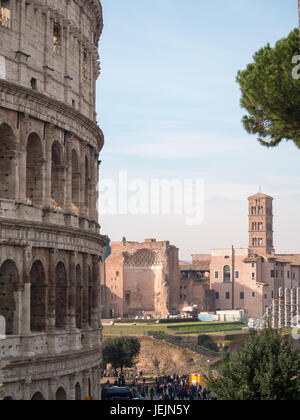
[102,337,141,372]
[237,29,300,148]
[207,328,300,400]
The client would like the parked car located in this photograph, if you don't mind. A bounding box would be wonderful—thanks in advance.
[102,386,136,401]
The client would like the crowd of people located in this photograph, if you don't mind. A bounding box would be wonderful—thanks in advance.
[102,371,209,401]
[144,374,208,401]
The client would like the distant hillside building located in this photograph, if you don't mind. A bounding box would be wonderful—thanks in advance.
[207,193,300,318]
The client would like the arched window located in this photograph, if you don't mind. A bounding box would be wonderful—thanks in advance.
[76,265,82,329]
[75,383,82,401]
[88,266,92,327]
[51,141,64,209]
[0,123,16,200]
[72,150,80,212]
[31,392,45,401]
[0,260,19,335]
[84,156,89,212]
[56,388,67,401]
[30,261,46,332]
[26,133,43,206]
[223,265,231,283]
[55,262,68,330]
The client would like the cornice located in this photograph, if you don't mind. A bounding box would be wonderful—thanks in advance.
[0,79,104,151]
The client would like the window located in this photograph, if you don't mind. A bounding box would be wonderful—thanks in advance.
[240,292,244,300]
[226,292,230,300]
[125,292,130,305]
[214,271,219,279]
[223,265,231,283]
[270,270,275,278]
[30,78,37,90]
[0,0,11,29]
[258,222,263,231]
[252,263,256,268]
[53,22,62,54]
[264,294,267,300]
[252,292,255,298]
[235,271,240,279]
[83,50,88,78]
[271,290,274,299]
[215,292,219,300]
[252,272,255,280]
[258,238,263,246]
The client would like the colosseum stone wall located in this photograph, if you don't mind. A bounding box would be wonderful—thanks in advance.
[0,0,107,400]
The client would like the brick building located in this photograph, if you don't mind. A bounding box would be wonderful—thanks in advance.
[207,193,300,319]
[101,239,180,319]
[179,259,215,313]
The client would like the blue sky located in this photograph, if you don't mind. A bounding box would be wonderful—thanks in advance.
[97,0,300,260]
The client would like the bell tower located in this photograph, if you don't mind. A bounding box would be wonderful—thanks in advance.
[248,192,274,256]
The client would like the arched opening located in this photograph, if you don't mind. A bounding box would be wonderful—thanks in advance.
[30,260,46,332]
[3,396,14,401]
[26,133,43,206]
[88,266,92,327]
[55,262,68,330]
[56,387,67,401]
[76,265,82,329]
[0,260,19,335]
[84,156,89,212]
[88,378,92,398]
[75,383,82,401]
[72,150,80,212]
[31,392,45,401]
[223,265,231,283]
[51,141,64,209]
[0,123,16,200]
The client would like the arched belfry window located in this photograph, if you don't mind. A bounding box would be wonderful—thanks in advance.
[223,265,231,283]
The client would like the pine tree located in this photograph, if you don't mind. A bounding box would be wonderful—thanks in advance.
[208,328,300,400]
[237,29,300,148]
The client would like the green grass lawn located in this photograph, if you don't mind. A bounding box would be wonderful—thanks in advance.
[167,323,245,334]
[103,321,245,337]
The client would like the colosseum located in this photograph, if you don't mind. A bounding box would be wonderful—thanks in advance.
[0,0,108,400]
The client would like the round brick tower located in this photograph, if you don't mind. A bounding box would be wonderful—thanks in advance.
[0,0,107,400]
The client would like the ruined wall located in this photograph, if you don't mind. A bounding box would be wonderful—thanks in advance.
[102,239,180,318]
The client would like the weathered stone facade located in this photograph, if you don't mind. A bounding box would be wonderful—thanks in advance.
[101,239,180,319]
[0,0,107,400]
